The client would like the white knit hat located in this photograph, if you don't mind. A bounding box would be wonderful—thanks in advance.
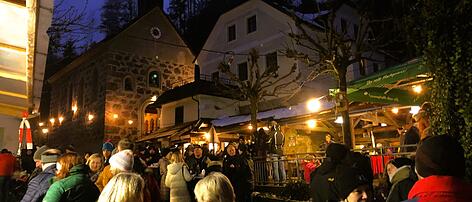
[109,149,134,171]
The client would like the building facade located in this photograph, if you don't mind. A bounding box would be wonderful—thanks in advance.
[43,7,194,153]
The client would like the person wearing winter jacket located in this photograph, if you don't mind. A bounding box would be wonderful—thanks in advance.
[42,153,100,202]
[165,151,193,202]
[404,135,472,202]
[158,148,172,201]
[223,144,253,202]
[0,149,17,202]
[21,149,61,202]
[385,158,415,202]
[95,149,134,191]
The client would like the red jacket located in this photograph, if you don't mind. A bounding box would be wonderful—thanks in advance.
[0,153,16,176]
[407,175,472,202]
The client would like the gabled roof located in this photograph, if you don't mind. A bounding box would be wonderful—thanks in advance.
[48,6,193,83]
[150,79,241,107]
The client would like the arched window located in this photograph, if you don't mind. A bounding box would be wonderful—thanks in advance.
[148,71,160,88]
[123,76,134,91]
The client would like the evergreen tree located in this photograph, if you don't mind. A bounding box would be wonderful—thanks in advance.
[100,0,136,37]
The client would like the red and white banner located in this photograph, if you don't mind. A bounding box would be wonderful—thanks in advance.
[17,112,33,155]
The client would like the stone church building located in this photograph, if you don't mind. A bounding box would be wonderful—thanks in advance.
[42,7,194,152]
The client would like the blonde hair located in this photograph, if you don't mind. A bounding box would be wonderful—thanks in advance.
[194,172,235,202]
[170,151,184,163]
[98,172,145,202]
[86,153,103,167]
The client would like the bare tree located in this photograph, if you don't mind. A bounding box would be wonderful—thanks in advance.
[283,1,397,148]
[47,0,96,64]
[218,49,300,132]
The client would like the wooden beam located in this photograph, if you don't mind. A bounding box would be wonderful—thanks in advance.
[2,0,26,7]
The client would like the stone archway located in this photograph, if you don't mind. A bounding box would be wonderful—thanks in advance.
[138,95,160,137]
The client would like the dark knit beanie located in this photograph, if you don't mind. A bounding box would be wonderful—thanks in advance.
[334,165,370,200]
[33,145,49,161]
[415,135,465,178]
[102,142,114,152]
[388,157,413,169]
[326,143,349,163]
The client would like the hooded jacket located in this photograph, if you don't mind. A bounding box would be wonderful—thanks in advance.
[165,162,193,202]
[386,166,414,202]
[21,164,56,202]
[42,164,99,202]
[405,175,472,202]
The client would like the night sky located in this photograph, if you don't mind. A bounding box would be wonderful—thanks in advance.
[58,0,171,45]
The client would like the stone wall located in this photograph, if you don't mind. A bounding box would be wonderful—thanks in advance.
[103,51,194,142]
[47,55,108,153]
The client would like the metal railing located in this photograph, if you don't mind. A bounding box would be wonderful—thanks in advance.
[252,145,417,187]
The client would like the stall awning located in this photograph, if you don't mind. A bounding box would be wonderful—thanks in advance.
[349,59,428,90]
[331,59,431,105]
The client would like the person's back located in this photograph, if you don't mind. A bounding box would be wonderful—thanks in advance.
[405,135,472,202]
[43,164,100,202]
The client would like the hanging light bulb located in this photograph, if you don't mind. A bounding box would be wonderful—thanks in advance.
[412,85,422,94]
[391,107,399,114]
[307,98,322,112]
[306,119,317,128]
[88,114,94,121]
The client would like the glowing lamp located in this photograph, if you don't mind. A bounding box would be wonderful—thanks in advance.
[128,120,134,125]
[307,98,321,112]
[49,118,55,125]
[391,107,399,114]
[88,114,94,121]
[58,116,64,124]
[307,119,317,128]
[38,122,44,127]
[412,85,422,94]
[113,114,118,119]
[41,128,49,134]
[248,125,253,130]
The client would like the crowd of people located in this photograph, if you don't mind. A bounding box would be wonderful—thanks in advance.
[1,102,472,202]
[0,138,253,202]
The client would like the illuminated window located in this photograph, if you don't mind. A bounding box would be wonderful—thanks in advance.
[148,71,160,88]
